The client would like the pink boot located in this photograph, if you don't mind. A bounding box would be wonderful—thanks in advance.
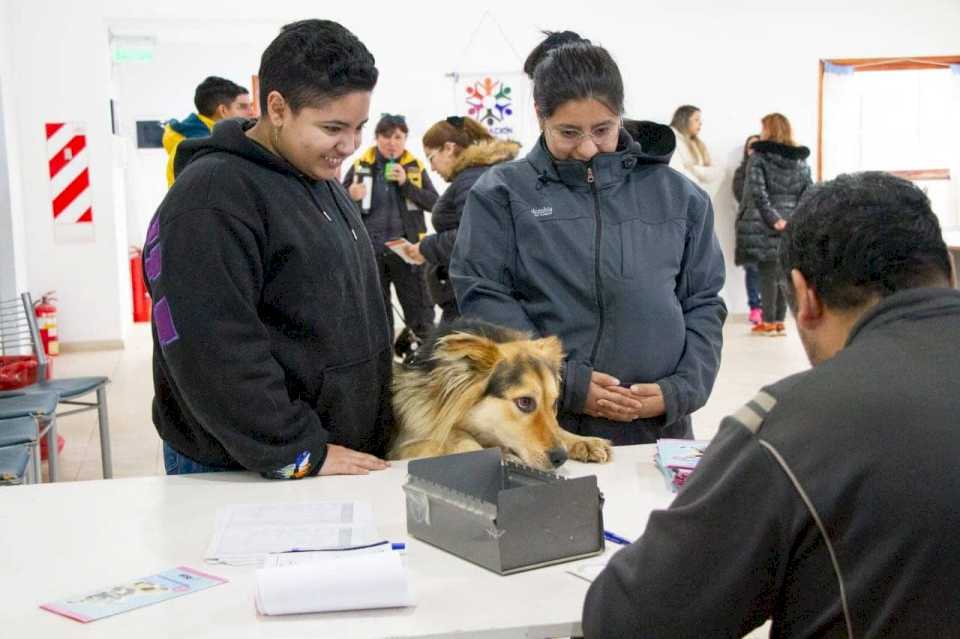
[749,308,762,325]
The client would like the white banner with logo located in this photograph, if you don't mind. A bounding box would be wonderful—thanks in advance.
[452,71,532,145]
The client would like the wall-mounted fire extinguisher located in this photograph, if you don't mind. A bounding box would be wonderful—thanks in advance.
[34,291,59,356]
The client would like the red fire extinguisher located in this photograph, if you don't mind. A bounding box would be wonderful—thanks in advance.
[34,291,59,357]
[130,246,151,323]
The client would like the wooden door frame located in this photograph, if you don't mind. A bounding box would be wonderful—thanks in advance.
[817,55,960,180]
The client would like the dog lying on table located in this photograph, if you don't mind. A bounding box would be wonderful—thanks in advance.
[388,319,612,471]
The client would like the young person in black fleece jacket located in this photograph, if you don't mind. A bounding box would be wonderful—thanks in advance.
[583,172,960,637]
[145,20,393,479]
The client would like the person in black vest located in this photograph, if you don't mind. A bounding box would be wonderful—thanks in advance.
[343,114,438,351]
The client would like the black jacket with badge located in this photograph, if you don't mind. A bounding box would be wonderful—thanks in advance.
[451,128,727,445]
[145,119,394,478]
[735,141,812,265]
[419,139,520,308]
[584,287,960,638]
[342,147,438,246]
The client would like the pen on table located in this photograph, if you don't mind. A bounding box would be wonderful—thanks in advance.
[603,530,633,546]
[284,541,406,553]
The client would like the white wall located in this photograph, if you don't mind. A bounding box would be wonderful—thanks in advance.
[112,41,262,244]
[2,0,959,346]
[0,0,28,301]
[2,0,130,346]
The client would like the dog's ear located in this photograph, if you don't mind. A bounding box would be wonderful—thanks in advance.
[531,335,564,369]
[436,332,501,372]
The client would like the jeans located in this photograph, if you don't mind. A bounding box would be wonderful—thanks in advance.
[163,442,232,475]
[744,264,761,310]
[758,260,787,323]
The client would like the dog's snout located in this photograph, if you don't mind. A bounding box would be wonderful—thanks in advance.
[547,446,568,468]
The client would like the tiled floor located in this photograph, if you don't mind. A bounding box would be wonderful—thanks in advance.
[47,313,810,482]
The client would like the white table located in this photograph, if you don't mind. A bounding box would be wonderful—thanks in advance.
[0,444,673,638]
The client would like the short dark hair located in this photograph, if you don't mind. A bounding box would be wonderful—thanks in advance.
[523,30,589,79]
[257,19,378,115]
[194,76,248,118]
[532,42,624,119]
[780,171,952,310]
[375,113,408,137]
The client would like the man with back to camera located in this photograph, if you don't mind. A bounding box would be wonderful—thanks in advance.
[582,171,960,637]
[342,114,438,354]
[162,75,254,187]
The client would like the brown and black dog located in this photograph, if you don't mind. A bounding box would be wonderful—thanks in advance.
[388,319,612,470]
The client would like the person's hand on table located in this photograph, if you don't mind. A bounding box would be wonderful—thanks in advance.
[320,444,389,476]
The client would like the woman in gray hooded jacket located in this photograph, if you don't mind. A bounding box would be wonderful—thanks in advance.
[450,40,727,445]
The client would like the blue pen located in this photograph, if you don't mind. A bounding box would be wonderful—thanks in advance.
[285,541,406,553]
[603,530,632,546]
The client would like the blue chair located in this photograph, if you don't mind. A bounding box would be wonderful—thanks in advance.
[1,292,112,479]
[0,416,41,484]
[0,443,33,485]
[0,391,59,481]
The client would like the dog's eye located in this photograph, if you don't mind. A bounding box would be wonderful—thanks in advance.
[514,397,537,413]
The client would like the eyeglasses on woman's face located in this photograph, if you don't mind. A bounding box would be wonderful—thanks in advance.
[546,121,621,149]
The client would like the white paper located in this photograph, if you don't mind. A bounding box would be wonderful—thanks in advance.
[361,176,372,210]
[205,502,379,565]
[263,544,390,568]
[255,552,415,615]
[384,238,420,265]
[566,559,610,583]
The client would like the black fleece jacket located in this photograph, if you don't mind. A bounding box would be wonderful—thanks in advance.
[584,287,960,637]
[145,119,393,478]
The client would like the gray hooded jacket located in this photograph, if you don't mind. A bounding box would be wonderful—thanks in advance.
[451,131,726,444]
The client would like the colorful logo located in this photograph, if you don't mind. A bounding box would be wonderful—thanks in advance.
[465,77,513,127]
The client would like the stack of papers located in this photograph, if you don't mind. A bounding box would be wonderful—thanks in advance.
[654,439,710,492]
[255,551,415,615]
[204,501,380,566]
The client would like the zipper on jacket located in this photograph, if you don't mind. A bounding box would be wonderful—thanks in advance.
[586,165,606,365]
[300,178,360,242]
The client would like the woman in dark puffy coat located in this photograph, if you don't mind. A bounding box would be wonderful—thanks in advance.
[733,134,762,325]
[735,113,812,336]
[404,116,519,323]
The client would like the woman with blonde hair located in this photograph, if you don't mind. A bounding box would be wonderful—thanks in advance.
[404,116,519,323]
[669,105,718,189]
[736,112,812,336]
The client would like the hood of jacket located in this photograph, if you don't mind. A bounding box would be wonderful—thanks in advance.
[175,118,311,182]
[525,129,672,190]
[167,112,214,138]
[752,140,810,162]
[449,138,521,180]
[623,120,676,159]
